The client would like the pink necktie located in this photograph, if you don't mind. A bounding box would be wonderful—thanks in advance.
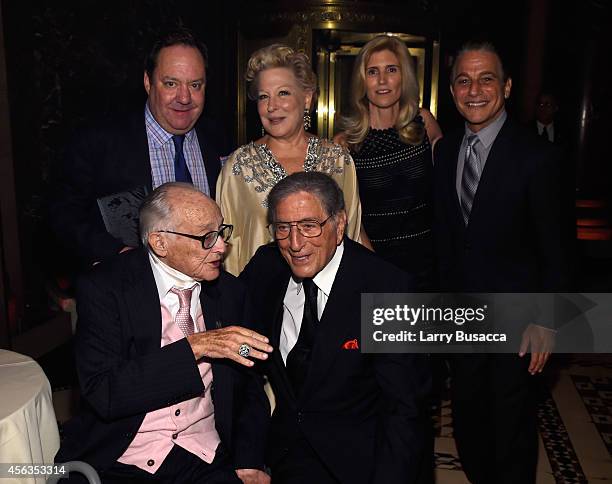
[170,287,195,336]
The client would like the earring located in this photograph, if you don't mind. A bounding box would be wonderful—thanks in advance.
[261,125,266,137]
[303,109,311,131]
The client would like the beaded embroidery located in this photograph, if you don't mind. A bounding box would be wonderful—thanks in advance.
[231,137,350,207]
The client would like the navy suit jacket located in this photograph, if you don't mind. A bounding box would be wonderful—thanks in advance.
[56,249,269,472]
[240,238,432,483]
[49,112,228,265]
[433,117,571,295]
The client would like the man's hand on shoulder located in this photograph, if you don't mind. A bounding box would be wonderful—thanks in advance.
[187,326,273,367]
[236,468,270,484]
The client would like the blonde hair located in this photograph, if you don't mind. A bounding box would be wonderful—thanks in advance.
[341,35,424,150]
[246,44,317,111]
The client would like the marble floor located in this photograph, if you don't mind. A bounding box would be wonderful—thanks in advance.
[433,354,612,483]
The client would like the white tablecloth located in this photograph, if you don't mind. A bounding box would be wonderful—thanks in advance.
[0,349,60,483]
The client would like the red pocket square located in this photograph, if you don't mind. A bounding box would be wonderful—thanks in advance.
[342,338,359,350]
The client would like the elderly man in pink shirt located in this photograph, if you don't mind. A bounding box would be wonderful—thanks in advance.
[56,182,272,484]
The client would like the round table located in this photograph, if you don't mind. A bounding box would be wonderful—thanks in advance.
[0,349,60,483]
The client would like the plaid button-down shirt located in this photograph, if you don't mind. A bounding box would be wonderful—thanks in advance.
[144,104,210,195]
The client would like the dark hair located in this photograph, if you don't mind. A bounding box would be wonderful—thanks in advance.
[145,28,209,79]
[267,172,345,223]
[451,40,507,82]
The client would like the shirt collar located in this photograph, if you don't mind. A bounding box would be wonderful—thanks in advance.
[289,241,344,297]
[536,120,552,130]
[149,250,200,301]
[465,109,507,149]
[144,103,196,147]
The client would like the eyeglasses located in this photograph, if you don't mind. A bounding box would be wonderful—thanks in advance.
[158,224,233,249]
[268,216,332,240]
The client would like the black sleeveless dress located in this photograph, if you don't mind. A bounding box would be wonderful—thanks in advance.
[352,122,435,289]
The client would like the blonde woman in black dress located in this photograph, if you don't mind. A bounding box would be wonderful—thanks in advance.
[336,35,442,289]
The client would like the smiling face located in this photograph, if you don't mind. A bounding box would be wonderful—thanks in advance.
[365,49,402,111]
[450,50,512,132]
[256,67,313,140]
[274,191,346,280]
[144,44,206,135]
[149,190,226,281]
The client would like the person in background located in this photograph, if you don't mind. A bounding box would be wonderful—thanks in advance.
[533,91,563,144]
[336,34,442,289]
[216,44,365,276]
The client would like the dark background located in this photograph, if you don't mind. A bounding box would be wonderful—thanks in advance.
[0,0,610,336]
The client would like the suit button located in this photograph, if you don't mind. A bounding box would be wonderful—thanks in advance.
[172,433,178,440]
[175,409,181,416]
[147,459,155,467]
[297,411,303,423]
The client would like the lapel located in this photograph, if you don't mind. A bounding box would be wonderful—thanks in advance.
[268,267,295,402]
[199,278,233,413]
[466,119,514,230]
[127,112,154,191]
[443,130,466,234]
[299,241,360,401]
[195,120,221,199]
[200,279,221,331]
[122,249,163,354]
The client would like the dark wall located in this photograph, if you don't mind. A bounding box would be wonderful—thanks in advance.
[0,0,238,324]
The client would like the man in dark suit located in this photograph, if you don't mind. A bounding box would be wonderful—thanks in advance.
[533,91,564,145]
[56,183,272,483]
[240,172,432,484]
[49,28,228,266]
[433,42,570,483]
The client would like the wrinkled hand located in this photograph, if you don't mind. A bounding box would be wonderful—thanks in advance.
[236,468,270,484]
[518,324,555,375]
[187,326,272,367]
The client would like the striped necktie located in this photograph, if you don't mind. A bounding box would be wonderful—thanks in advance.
[460,135,481,225]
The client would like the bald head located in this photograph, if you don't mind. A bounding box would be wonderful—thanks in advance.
[140,182,226,281]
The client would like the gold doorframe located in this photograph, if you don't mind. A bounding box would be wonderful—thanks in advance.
[236,3,440,144]
[315,32,440,139]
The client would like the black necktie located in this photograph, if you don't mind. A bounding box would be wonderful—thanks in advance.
[286,278,319,396]
[540,127,549,141]
[460,135,480,225]
[172,135,193,184]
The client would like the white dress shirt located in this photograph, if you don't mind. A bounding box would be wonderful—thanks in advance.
[280,242,344,363]
[536,121,554,142]
[149,251,203,332]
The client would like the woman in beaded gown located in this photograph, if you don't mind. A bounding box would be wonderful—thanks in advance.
[337,35,442,289]
[217,44,364,276]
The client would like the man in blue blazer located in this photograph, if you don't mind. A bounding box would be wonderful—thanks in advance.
[49,28,228,267]
[433,41,571,484]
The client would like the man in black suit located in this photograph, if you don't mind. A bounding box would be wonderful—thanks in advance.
[533,91,564,145]
[433,42,570,483]
[240,172,432,483]
[56,183,272,483]
[49,28,228,266]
